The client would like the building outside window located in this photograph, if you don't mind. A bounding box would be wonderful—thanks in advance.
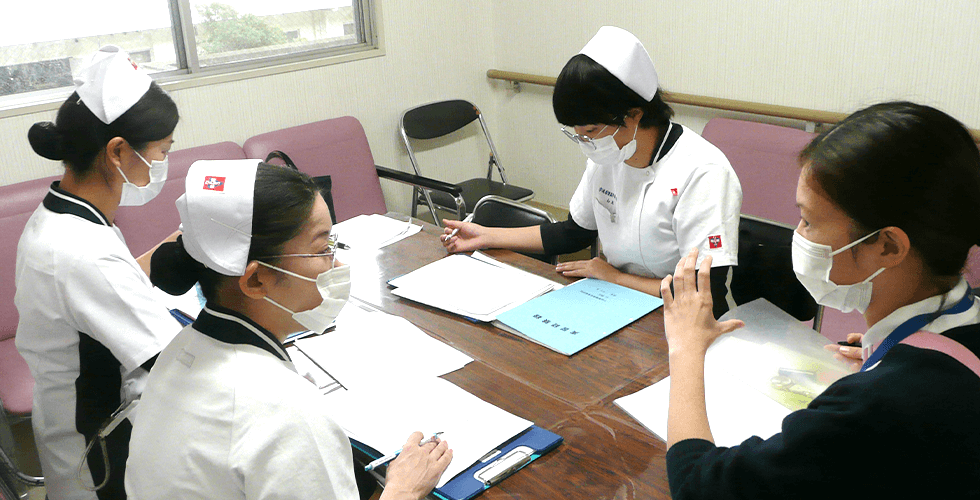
[0,0,377,100]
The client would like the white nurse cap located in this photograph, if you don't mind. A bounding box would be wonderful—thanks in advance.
[579,26,659,101]
[73,45,153,124]
[176,159,262,276]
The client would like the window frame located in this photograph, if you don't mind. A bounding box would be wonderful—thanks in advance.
[0,0,384,119]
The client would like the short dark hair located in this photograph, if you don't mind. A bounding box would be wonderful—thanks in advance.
[151,163,321,300]
[28,82,179,174]
[801,101,980,277]
[552,54,673,129]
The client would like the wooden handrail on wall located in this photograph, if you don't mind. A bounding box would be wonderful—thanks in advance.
[487,69,980,143]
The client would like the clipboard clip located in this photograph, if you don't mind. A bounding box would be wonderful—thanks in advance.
[473,445,534,487]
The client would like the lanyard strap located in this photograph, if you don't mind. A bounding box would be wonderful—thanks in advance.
[861,289,975,371]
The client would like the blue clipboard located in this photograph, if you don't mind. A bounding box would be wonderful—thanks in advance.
[434,426,562,500]
[351,426,561,500]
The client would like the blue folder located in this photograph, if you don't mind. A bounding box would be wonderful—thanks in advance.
[434,426,562,500]
[353,426,562,500]
[495,278,664,355]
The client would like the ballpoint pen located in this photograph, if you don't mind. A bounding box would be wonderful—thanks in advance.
[364,432,444,471]
[446,213,475,240]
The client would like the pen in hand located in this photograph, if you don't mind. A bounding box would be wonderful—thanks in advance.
[446,213,475,240]
[364,432,444,471]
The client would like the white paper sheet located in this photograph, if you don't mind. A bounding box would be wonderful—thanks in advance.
[325,376,532,488]
[292,304,473,384]
[615,367,791,448]
[333,214,422,250]
[389,253,559,321]
[614,299,850,447]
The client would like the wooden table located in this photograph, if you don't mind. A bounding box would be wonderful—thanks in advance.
[342,219,674,499]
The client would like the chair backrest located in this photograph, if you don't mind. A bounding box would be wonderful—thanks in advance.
[701,118,815,227]
[0,175,59,415]
[115,141,246,256]
[401,100,480,140]
[730,215,817,321]
[243,116,387,223]
[471,195,557,264]
[0,176,60,345]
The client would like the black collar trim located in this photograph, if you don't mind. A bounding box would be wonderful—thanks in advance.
[653,122,684,164]
[193,304,290,362]
[42,182,110,226]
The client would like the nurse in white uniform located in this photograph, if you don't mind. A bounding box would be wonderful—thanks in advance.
[443,27,741,317]
[15,46,181,499]
[127,160,452,500]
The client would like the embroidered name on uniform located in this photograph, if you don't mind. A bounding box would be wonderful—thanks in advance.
[598,187,618,200]
[670,188,678,196]
[708,235,722,249]
[203,176,226,191]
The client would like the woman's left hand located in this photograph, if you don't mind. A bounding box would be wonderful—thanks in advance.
[662,248,744,356]
[556,257,621,282]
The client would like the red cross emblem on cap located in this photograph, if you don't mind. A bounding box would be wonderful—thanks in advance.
[708,235,722,249]
[203,176,226,191]
[670,188,678,196]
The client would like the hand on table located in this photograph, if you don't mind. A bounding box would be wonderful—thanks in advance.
[824,332,864,372]
[662,249,744,356]
[555,257,621,282]
[441,219,488,253]
[381,431,453,500]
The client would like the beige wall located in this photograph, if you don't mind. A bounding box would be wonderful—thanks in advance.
[489,0,980,207]
[3,0,980,215]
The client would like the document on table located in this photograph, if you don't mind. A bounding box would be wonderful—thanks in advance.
[292,301,473,382]
[325,376,532,488]
[389,252,561,322]
[614,298,851,447]
[495,278,663,355]
[332,213,422,250]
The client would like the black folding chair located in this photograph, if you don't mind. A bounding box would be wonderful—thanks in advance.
[470,196,558,265]
[730,215,821,325]
[400,100,534,226]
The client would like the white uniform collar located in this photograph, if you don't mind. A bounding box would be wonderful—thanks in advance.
[862,278,980,359]
[43,181,110,226]
[194,304,291,362]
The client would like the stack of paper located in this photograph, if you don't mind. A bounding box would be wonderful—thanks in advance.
[326,376,532,488]
[291,301,473,383]
[290,302,533,488]
[332,214,422,250]
[614,299,851,447]
[389,252,561,322]
[495,278,663,355]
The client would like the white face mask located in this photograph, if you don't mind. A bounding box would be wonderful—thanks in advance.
[580,125,638,166]
[118,150,168,207]
[260,263,351,333]
[791,230,886,314]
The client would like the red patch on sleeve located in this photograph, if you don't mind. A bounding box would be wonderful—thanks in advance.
[203,176,226,191]
[708,235,722,249]
[670,188,678,196]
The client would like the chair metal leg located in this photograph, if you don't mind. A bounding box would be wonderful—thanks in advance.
[812,305,825,332]
[410,186,420,218]
[0,408,43,495]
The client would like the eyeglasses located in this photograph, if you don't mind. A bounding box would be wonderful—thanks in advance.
[560,124,615,151]
[257,232,338,265]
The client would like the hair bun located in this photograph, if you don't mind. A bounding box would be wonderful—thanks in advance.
[28,122,67,161]
[151,236,206,296]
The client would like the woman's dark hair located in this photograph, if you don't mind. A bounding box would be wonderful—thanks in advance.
[801,101,980,277]
[28,82,179,174]
[151,163,321,301]
[552,54,673,129]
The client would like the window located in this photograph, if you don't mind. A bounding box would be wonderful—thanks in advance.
[0,0,378,101]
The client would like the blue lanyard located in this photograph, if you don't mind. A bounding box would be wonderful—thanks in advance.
[861,289,975,371]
